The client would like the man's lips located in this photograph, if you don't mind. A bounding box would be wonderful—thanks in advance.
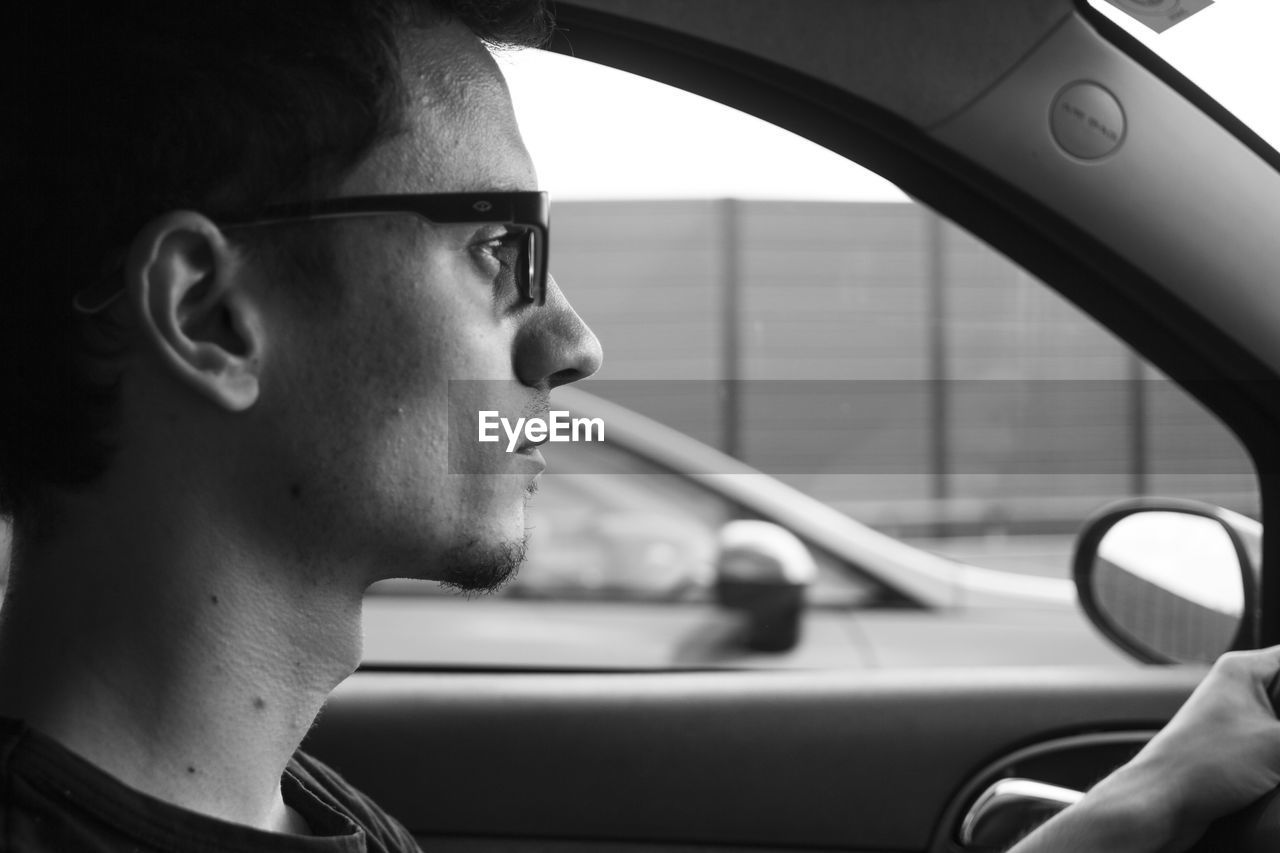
[515,410,551,454]
[516,441,547,477]
[516,436,549,454]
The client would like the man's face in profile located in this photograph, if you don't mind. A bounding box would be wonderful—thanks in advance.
[247,21,601,594]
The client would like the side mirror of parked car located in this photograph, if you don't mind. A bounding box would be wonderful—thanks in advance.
[1073,499,1261,664]
[714,520,817,652]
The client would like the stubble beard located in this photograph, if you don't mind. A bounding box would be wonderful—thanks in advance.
[438,535,527,595]
[438,481,538,595]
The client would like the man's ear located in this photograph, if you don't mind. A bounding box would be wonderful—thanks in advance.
[125,211,264,411]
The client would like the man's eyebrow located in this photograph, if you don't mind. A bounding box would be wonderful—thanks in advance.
[458,180,537,193]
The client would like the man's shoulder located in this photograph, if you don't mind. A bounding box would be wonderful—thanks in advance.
[0,716,420,852]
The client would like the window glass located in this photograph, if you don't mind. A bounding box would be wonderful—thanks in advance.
[369,49,1261,669]
[423,48,1252,670]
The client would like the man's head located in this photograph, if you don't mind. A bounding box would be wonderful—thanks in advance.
[1,1,601,591]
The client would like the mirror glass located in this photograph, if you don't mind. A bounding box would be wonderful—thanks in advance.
[1091,511,1245,664]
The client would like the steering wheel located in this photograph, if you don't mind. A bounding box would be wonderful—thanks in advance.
[962,678,1280,850]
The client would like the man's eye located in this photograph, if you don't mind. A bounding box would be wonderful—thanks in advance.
[471,230,523,276]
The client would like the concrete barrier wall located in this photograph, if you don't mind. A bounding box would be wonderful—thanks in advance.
[553,199,1257,532]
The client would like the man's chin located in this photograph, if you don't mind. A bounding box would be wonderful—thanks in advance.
[437,535,527,595]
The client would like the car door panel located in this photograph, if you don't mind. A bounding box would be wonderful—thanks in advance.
[305,668,1199,851]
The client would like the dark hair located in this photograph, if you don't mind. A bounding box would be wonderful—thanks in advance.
[0,0,551,524]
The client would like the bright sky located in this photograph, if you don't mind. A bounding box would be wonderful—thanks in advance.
[496,0,1279,202]
[494,47,907,201]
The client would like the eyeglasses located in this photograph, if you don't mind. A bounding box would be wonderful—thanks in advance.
[72,190,550,314]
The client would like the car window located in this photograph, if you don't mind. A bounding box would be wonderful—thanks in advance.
[363,48,1263,671]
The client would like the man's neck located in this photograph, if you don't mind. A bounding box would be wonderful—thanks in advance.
[0,498,365,834]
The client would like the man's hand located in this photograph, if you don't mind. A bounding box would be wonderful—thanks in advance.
[1009,646,1280,853]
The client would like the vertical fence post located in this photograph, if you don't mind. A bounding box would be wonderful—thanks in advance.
[926,211,950,536]
[720,198,742,459]
[1129,353,1148,496]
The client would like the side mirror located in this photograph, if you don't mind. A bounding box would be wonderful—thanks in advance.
[715,520,816,652]
[1073,499,1261,664]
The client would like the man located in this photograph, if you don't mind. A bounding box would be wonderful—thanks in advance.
[0,1,600,848]
[0,2,1277,852]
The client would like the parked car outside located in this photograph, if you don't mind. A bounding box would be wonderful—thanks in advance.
[365,386,1130,669]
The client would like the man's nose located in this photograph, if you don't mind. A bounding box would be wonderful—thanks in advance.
[514,274,603,388]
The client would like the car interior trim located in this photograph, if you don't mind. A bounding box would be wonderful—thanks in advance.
[307,669,1200,849]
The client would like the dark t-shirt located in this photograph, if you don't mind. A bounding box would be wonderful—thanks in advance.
[0,717,422,852]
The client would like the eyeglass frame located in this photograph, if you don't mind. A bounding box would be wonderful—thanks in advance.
[72,190,550,314]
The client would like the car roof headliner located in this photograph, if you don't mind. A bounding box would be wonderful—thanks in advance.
[560,0,1075,128]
